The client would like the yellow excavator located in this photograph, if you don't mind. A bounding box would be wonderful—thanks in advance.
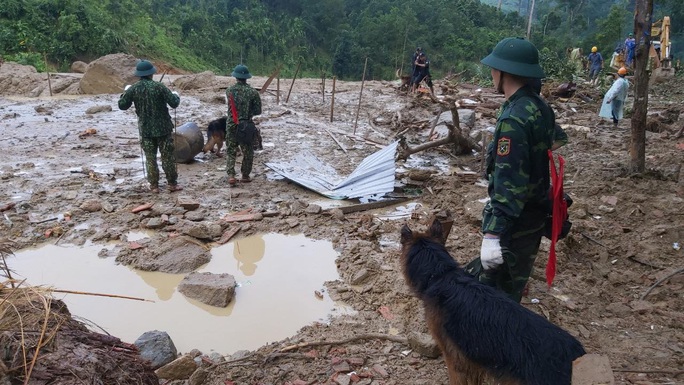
[650,16,673,79]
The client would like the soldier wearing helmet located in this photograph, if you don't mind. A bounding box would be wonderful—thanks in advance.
[587,46,604,86]
[118,59,182,193]
[599,67,629,128]
[225,64,262,187]
[465,37,559,303]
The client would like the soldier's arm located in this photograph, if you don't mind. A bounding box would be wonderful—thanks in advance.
[252,91,262,116]
[551,123,568,150]
[163,85,180,109]
[118,87,133,110]
[483,118,531,235]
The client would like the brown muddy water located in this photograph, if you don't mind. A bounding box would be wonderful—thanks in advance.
[11,233,349,354]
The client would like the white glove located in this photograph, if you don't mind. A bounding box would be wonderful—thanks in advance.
[124,85,131,91]
[172,91,179,97]
[480,237,504,270]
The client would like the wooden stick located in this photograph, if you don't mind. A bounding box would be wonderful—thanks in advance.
[330,76,336,123]
[325,128,347,153]
[50,289,154,302]
[260,65,281,94]
[285,60,301,104]
[353,57,369,134]
[276,75,280,104]
[279,333,408,353]
[44,53,52,97]
[640,267,684,300]
[131,203,154,213]
[321,72,325,103]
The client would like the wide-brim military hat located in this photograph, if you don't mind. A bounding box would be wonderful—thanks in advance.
[231,64,252,79]
[481,37,545,79]
[134,60,157,77]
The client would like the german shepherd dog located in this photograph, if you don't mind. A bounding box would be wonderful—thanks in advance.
[203,117,227,157]
[400,220,586,385]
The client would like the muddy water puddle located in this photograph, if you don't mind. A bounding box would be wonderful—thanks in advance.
[11,233,347,354]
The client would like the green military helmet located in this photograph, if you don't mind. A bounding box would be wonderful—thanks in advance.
[134,60,157,77]
[481,37,545,79]
[231,64,252,79]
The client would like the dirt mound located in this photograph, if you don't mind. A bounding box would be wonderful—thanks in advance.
[79,53,139,94]
[0,286,158,384]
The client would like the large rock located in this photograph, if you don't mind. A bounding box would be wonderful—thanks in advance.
[127,236,212,273]
[79,53,139,94]
[70,61,88,73]
[155,354,198,380]
[178,272,236,307]
[172,71,228,90]
[179,220,223,240]
[134,330,178,370]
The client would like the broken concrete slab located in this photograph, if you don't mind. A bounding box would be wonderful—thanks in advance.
[178,272,237,307]
[572,354,614,385]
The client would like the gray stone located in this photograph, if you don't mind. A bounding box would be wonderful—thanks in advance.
[85,105,112,115]
[155,354,198,380]
[189,367,209,385]
[80,199,102,212]
[136,236,211,273]
[286,218,300,228]
[145,218,165,229]
[133,330,178,370]
[330,208,345,221]
[178,272,237,307]
[180,221,222,240]
[184,210,205,221]
[177,195,200,210]
[305,204,322,214]
[407,332,441,358]
[333,374,351,385]
[209,352,227,363]
[436,109,476,129]
[350,268,371,285]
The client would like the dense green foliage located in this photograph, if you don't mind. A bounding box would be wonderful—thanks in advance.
[0,0,682,80]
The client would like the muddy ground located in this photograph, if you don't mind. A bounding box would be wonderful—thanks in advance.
[0,62,683,385]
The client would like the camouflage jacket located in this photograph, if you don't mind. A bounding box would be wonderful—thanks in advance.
[482,85,557,237]
[118,78,180,137]
[226,82,262,128]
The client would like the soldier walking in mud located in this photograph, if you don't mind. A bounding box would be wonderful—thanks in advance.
[118,60,182,193]
[465,37,559,303]
[225,64,262,187]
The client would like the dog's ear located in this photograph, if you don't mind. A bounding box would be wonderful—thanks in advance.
[400,224,413,244]
[429,219,444,243]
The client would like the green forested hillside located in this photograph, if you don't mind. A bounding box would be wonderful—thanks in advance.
[0,0,682,79]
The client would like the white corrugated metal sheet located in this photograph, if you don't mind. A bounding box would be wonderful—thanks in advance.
[265,141,398,200]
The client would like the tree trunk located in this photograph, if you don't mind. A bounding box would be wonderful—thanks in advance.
[526,0,536,39]
[630,0,653,173]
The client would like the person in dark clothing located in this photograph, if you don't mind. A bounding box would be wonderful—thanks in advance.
[118,60,182,193]
[411,52,434,94]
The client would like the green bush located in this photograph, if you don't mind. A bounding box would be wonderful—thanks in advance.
[4,52,46,72]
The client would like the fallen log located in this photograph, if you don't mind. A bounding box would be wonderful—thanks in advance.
[398,98,481,160]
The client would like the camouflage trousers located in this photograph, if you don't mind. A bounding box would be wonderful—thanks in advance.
[465,230,543,303]
[225,125,254,178]
[140,135,178,187]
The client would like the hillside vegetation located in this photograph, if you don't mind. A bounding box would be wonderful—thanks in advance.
[0,0,682,79]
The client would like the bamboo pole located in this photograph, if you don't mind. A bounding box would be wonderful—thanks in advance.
[44,53,52,96]
[285,60,301,104]
[322,72,326,103]
[330,76,336,123]
[353,57,369,134]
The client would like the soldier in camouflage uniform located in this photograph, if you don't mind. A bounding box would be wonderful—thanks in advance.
[464,38,561,303]
[225,64,262,186]
[118,60,182,193]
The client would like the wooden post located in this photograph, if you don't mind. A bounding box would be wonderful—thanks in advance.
[44,53,53,96]
[630,0,653,173]
[322,72,326,103]
[276,75,280,105]
[526,0,536,39]
[330,76,336,123]
[353,57,369,134]
[285,60,301,104]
